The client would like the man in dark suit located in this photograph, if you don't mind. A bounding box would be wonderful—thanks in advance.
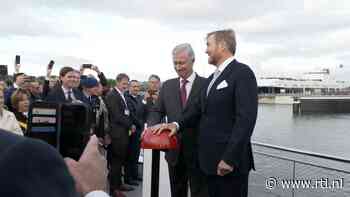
[45,67,86,103]
[143,74,161,116]
[124,80,146,185]
[4,72,26,110]
[0,129,109,197]
[148,43,209,197]
[105,73,137,197]
[28,79,43,102]
[154,29,258,197]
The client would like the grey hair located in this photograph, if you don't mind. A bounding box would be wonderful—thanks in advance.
[172,43,195,63]
[116,73,129,82]
[148,74,160,82]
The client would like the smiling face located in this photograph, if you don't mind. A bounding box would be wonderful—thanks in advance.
[29,81,41,95]
[173,50,194,79]
[18,94,30,112]
[60,71,76,89]
[129,81,141,96]
[15,74,26,87]
[117,78,129,93]
[206,34,222,66]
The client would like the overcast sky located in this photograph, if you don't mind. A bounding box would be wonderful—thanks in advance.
[0,0,350,81]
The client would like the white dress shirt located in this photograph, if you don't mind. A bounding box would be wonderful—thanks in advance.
[175,56,236,130]
[85,190,110,197]
[115,87,128,109]
[216,56,235,78]
[179,72,196,100]
[206,56,235,96]
[62,86,77,101]
[0,109,23,136]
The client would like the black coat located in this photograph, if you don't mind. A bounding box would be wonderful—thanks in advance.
[180,60,258,175]
[0,129,78,197]
[45,86,87,104]
[105,88,134,139]
[125,92,145,130]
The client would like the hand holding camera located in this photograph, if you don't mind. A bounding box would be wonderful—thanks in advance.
[64,135,108,196]
[46,60,54,78]
[15,55,21,73]
[91,65,101,74]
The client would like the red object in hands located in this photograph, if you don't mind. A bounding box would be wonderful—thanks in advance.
[140,128,178,150]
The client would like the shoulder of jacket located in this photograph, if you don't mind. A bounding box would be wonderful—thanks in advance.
[163,78,178,86]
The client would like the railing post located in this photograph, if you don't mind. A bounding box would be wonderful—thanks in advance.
[292,161,296,197]
[150,150,160,197]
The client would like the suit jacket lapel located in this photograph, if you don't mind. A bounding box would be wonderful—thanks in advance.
[113,88,126,109]
[207,60,235,98]
[58,87,67,102]
[172,79,182,110]
[201,75,212,113]
[184,74,200,111]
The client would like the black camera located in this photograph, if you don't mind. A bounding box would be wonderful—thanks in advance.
[26,102,90,160]
[0,65,8,77]
[15,55,20,65]
[48,60,55,70]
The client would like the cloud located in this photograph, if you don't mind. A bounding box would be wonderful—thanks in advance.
[0,2,78,38]
[10,0,304,28]
[1,0,350,81]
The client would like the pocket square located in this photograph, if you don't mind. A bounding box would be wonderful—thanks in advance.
[217,80,228,90]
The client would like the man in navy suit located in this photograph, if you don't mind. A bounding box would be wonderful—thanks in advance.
[45,67,86,103]
[154,29,258,197]
[105,73,137,197]
[4,72,26,110]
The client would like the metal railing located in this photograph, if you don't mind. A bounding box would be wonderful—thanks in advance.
[250,141,350,197]
[258,93,350,97]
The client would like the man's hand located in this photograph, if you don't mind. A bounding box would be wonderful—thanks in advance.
[144,92,151,101]
[79,65,85,74]
[151,93,159,101]
[64,135,108,196]
[98,134,111,146]
[131,125,136,134]
[46,68,52,78]
[217,160,234,176]
[91,65,101,74]
[103,134,111,145]
[15,64,20,73]
[150,123,177,137]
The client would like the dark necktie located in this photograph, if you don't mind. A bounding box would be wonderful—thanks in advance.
[180,79,188,107]
[67,90,73,102]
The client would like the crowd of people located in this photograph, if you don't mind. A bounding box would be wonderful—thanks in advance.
[0,60,161,197]
[0,28,258,197]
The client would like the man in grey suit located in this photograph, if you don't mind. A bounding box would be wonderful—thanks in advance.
[148,43,209,197]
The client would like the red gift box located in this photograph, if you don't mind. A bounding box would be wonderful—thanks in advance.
[140,128,178,150]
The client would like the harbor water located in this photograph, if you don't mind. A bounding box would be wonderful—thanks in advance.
[253,104,350,158]
[141,104,350,197]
